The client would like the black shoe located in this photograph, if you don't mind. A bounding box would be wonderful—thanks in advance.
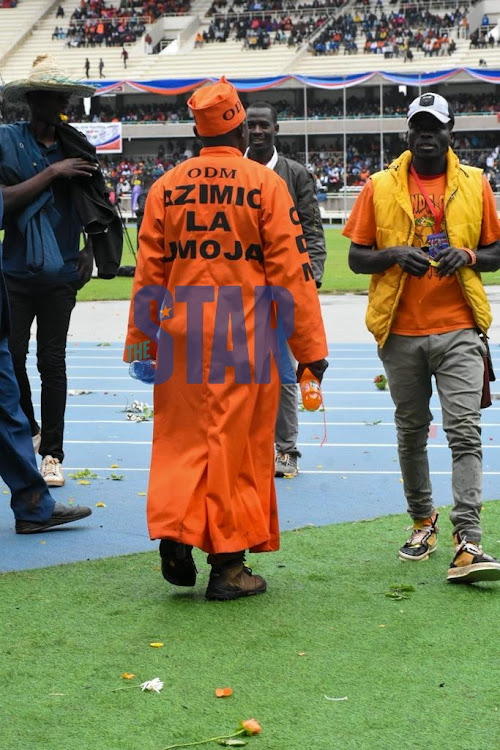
[15,502,92,534]
[159,539,197,586]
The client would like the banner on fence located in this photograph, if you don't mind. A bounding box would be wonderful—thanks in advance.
[74,122,122,153]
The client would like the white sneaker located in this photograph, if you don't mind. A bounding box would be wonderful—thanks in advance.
[32,432,41,454]
[41,455,65,487]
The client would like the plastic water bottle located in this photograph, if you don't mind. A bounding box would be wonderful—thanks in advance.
[299,368,322,411]
[129,359,156,384]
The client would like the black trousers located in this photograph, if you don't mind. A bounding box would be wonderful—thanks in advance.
[5,277,78,462]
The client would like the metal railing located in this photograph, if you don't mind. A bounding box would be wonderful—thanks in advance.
[65,15,152,27]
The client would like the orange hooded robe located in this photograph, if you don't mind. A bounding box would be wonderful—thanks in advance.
[124,146,328,554]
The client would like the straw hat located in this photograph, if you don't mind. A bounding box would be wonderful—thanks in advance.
[2,55,96,104]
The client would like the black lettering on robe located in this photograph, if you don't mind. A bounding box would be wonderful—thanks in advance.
[296,234,308,254]
[289,206,301,225]
[164,190,173,207]
[177,240,197,259]
[174,184,196,205]
[186,211,207,231]
[245,244,264,263]
[211,184,233,205]
[247,189,261,209]
[162,243,177,262]
[210,212,231,232]
[200,240,220,259]
[199,184,208,204]
[301,262,314,282]
[224,241,242,260]
[220,168,237,180]
[235,186,244,206]
[164,240,197,261]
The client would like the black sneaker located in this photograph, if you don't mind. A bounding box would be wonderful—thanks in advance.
[159,539,197,586]
[399,513,439,561]
[447,537,500,583]
[15,502,92,534]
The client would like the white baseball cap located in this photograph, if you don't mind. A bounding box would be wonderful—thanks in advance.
[407,93,453,124]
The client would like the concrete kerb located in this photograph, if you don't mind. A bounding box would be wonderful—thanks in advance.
[67,293,372,345]
[68,288,500,346]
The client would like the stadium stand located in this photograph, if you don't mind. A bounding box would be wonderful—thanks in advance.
[0,0,56,84]
[1,0,499,79]
[0,0,498,222]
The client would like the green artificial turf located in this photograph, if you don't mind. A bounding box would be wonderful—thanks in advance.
[77,226,500,302]
[2,505,500,750]
[77,227,137,302]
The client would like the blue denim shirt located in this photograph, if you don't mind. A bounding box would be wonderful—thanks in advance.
[0,122,80,283]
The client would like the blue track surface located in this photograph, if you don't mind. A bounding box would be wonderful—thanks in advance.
[2,341,500,573]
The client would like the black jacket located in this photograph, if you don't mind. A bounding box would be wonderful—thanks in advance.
[56,123,123,279]
[274,156,326,287]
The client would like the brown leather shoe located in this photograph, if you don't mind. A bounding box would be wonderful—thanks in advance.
[159,540,197,587]
[206,560,267,601]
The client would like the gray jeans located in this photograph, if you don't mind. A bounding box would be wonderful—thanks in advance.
[275,344,301,457]
[379,329,486,543]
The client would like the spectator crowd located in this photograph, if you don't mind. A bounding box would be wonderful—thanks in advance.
[55,0,190,47]
[95,131,500,209]
[309,5,469,58]
[3,87,499,126]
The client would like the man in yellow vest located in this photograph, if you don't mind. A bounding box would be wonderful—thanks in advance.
[343,92,500,583]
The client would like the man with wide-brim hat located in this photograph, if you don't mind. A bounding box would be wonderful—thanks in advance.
[0,55,121,498]
[124,76,328,601]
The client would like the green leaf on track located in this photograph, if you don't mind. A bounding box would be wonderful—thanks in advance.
[68,468,98,480]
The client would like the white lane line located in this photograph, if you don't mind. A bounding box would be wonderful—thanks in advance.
[34,404,500,412]
[62,440,500,448]
[33,406,143,412]
[66,420,152,424]
[27,372,394,383]
[27,365,127,370]
[59,419,500,427]
[30,389,151,393]
[299,443,500,449]
[56,467,500,476]
[34,387,397,395]
[299,470,500,475]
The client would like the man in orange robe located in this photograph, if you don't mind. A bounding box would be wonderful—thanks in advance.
[124,77,328,601]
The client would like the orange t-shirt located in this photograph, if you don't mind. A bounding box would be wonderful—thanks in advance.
[343,173,500,335]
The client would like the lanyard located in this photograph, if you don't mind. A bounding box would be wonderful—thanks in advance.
[409,164,445,231]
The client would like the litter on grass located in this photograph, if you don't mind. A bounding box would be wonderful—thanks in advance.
[385,584,415,601]
[324,695,348,701]
[141,678,164,693]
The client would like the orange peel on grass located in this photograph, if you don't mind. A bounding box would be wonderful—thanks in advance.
[215,687,233,698]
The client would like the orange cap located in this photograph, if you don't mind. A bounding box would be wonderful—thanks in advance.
[187,77,245,137]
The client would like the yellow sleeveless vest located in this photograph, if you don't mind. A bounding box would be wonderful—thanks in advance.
[367,149,491,347]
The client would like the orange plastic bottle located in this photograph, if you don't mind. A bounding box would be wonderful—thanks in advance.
[299,368,322,411]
